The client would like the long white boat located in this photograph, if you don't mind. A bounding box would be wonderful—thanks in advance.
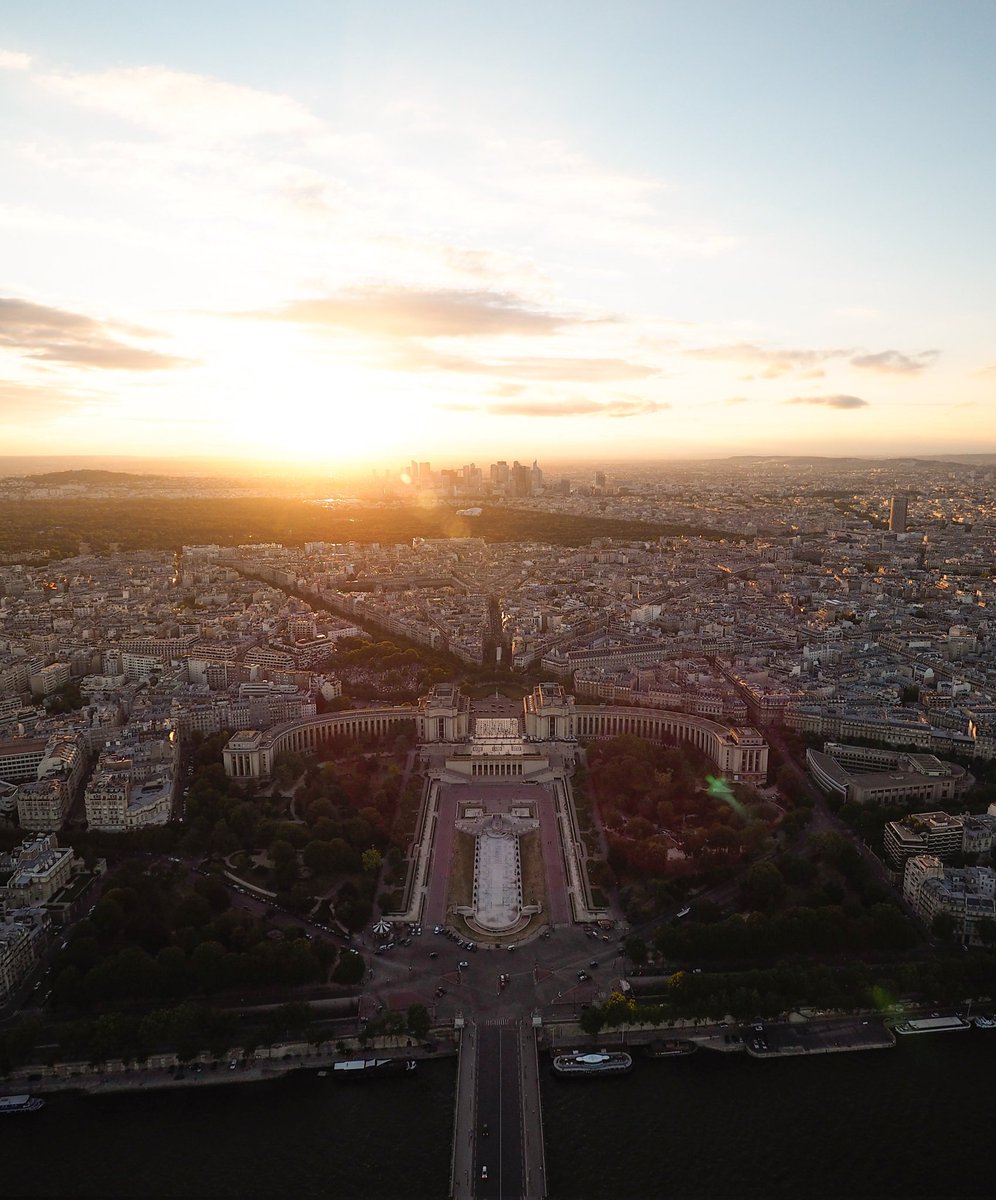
[552,1051,633,1077]
[330,1058,417,1080]
[893,1016,971,1035]
[0,1095,44,1114]
[973,1015,996,1030]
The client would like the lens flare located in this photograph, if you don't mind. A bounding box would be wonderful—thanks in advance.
[706,774,746,818]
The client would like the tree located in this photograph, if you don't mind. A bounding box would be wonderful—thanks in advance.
[190,940,230,994]
[579,1005,604,1035]
[332,950,365,985]
[623,935,648,966]
[740,863,786,912]
[303,840,338,876]
[194,875,232,914]
[931,911,958,943]
[406,1003,431,1041]
[975,917,996,950]
[361,847,383,875]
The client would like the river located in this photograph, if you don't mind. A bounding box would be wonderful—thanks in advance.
[1,1033,992,1198]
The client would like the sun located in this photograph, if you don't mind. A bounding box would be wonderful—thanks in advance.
[179,320,436,467]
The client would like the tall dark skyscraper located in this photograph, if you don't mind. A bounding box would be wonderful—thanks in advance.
[889,493,909,533]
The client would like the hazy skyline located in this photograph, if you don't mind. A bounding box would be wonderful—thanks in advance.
[1,1,994,466]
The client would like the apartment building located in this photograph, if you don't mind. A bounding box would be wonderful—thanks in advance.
[0,834,81,905]
[0,920,35,1000]
[807,743,970,805]
[903,854,996,946]
[84,756,173,831]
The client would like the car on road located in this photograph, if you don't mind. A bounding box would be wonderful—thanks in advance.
[577,971,590,982]
[428,951,439,959]
[458,960,470,969]
[435,987,447,997]
[589,960,598,968]
[433,925,443,934]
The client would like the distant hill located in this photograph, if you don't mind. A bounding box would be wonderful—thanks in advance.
[24,469,168,484]
[725,454,996,469]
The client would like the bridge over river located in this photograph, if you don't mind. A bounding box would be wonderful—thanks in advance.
[451,1017,547,1199]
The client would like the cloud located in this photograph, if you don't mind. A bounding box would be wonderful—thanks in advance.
[258,287,585,339]
[784,394,868,409]
[688,342,939,382]
[0,298,191,371]
[252,289,657,382]
[685,342,839,379]
[0,378,103,419]
[850,349,938,374]
[724,396,749,406]
[0,380,69,414]
[442,396,668,419]
[974,364,996,378]
[0,48,31,70]
[400,346,659,382]
[38,65,321,144]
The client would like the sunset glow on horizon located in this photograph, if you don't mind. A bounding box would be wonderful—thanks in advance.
[1,2,994,468]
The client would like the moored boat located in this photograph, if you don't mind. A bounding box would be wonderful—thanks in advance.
[893,1016,971,1035]
[972,1015,996,1030]
[552,1050,633,1076]
[0,1095,44,1114]
[643,1039,698,1058]
[330,1058,417,1080]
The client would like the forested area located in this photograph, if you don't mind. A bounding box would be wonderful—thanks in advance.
[581,735,779,920]
[583,940,996,1032]
[0,496,736,557]
[48,859,333,1012]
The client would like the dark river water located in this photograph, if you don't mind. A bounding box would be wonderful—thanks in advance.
[2,1033,992,1198]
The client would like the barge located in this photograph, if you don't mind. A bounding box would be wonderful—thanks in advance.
[330,1059,417,1080]
[552,1051,633,1076]
[893,1016,971,1035]
[0,1095,44,1114]
[643,1039,698,1059]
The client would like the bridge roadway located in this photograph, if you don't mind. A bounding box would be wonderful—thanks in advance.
[451,1018,547,1199]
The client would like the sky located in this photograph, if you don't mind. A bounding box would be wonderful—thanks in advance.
[1,0,994,469]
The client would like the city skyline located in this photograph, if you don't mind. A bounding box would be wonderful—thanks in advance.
[1,2,995,466]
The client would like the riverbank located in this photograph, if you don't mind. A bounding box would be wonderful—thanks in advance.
[0,1010,951,1099]
[0,1040,455,1098]
[537,1012,898,1060]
